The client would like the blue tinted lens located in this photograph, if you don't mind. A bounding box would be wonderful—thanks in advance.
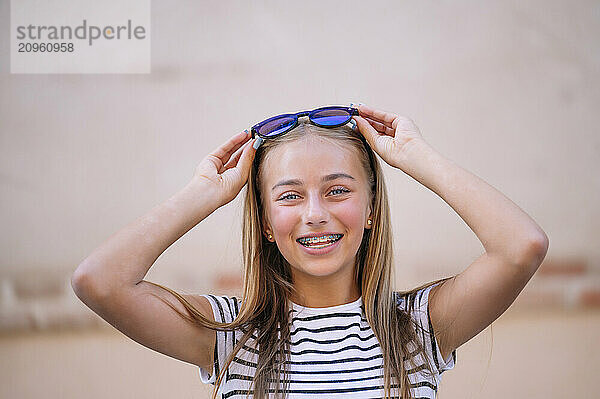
[258,116,296,137]
[311,109,351,126]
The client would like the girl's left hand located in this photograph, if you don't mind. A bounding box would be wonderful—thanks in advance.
[352,104,428,169]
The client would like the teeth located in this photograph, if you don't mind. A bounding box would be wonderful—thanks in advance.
[298,234,342,245]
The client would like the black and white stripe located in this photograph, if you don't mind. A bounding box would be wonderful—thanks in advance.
[198,282,456,398]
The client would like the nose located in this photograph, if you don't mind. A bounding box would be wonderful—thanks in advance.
[303,192,329,226]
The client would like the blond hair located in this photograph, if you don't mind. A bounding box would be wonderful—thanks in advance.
[150,120,454,398]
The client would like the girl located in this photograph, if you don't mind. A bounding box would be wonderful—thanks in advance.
[72,104,549,399]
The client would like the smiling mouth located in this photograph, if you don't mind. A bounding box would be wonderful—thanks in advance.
[297,234,343,248]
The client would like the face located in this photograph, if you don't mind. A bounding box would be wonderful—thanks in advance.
[260,136,373,286]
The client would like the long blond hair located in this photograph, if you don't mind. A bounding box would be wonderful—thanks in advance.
[149,120,454,398]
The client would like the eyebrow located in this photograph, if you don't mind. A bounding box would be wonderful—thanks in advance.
[271,173,356,192]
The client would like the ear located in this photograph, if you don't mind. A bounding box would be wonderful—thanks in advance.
[262,215,272,239]
[364,204,373,230]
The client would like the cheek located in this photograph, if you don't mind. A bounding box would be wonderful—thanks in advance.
[269,207,298,235]
[334,201,367,230]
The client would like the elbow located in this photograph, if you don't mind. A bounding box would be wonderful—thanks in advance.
[71,264,110,303]
[71,266,94,301]
[516,233,549,272]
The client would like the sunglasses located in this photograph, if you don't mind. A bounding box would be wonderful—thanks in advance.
[250,106,359,149]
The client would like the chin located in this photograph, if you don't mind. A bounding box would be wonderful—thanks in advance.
[294,262,347,278]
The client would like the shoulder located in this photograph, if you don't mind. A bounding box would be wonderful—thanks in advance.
[394,282,457,376]
[394,282,439,313]
[198,294,242,323]
[393,282,442,351]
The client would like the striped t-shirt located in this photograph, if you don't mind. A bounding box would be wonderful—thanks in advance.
[199,282,456,398]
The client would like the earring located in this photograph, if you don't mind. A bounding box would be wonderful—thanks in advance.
[267,233,273,241]
[367,219,372,225]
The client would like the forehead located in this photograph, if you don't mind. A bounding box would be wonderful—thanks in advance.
[261,137,366,191]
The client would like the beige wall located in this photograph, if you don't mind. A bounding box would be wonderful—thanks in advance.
[1,1,599,398]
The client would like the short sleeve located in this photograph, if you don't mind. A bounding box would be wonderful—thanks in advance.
[396,282,456,377]
[197,295,241,385]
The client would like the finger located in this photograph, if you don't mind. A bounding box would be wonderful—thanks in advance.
[220,129,251,166]
[353,116,382,149]
[358,104,399,129]
[365,116,395,136]
[220,139,247,173]
[209,130,251,168]
[218,142,245,171]
[235,137,258,179]
[363,116,393,130]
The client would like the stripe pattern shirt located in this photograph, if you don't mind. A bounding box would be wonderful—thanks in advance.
[199,282,456,398]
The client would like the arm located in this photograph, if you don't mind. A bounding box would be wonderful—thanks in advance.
[398,139,549,361]
[72,126,256,292]
[71,130,257,369]
[72,181,220,292]
[353,106,548,362]
[71,180,222,369]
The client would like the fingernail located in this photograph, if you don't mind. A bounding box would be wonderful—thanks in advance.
[244,129,250,136]
[252,137,264,150]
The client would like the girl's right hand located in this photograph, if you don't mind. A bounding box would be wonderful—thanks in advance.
[191,130,257,208]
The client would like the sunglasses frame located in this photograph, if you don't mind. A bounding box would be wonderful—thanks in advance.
[250,106,359,139]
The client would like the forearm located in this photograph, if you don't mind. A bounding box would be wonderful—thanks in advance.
[396,139,548,266]
[72,180,221,294]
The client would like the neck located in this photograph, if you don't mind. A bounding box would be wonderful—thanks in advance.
[289,268,361,308]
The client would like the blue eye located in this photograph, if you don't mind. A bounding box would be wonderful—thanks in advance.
[277,187,350,201]
[330,187,350,195]
[279,193,300,200]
